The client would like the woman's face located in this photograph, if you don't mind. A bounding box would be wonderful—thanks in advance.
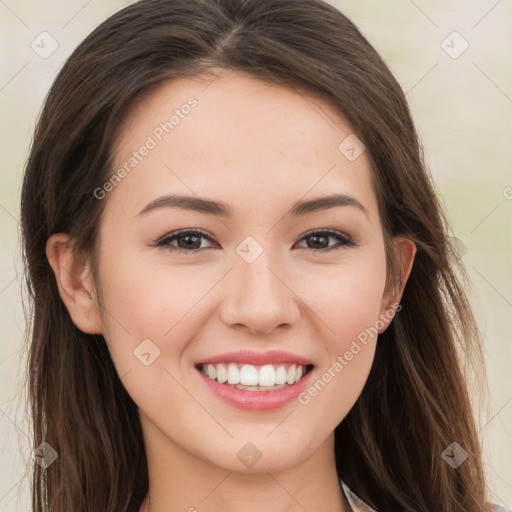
[89,69,412,473]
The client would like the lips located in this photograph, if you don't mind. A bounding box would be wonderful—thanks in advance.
[195,349,314,367]
[194,350,315,411]
[196,363,314,411]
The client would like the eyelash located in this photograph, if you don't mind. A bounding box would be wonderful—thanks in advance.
[155,228,357,253]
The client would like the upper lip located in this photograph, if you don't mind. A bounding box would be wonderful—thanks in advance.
[196,350,314,367]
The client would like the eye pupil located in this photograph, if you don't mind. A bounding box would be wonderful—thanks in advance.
[307,234,329,249]
[178,234,201,249]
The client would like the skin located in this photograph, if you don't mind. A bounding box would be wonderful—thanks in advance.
[47,68,416,512]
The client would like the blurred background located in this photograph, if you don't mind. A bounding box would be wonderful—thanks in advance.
[0,0,511,510]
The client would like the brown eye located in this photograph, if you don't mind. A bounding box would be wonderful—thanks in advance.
[157,229,217,252]
[295,229,356,251]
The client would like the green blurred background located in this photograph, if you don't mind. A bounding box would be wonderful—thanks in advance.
[0,0,510,509]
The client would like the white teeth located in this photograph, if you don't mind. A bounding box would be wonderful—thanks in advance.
[230,383,289,391]
[206,364,216,380]
[216,364,227,383]
[199,362,309,388]
[240,364,259,385]
[259,364,276,387]
[286,365,296,385]
[275,365,287,385]
[227,363,240,384]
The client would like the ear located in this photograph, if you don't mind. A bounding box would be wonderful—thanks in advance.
[377,236,417,334]
[46,233,103,334]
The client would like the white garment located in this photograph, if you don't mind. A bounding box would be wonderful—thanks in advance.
[340,479,377,512]
[340,478,510,512]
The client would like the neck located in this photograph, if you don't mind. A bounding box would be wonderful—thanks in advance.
[138,419,348,512]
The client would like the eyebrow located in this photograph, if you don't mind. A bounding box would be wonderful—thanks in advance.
[137,193,369,219]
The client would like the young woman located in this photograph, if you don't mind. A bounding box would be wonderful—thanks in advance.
[20,0,504,510]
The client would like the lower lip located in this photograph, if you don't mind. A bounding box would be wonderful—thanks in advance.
[196,366,313,411]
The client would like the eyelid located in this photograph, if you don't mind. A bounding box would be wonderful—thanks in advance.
[154,227,358,252]
[295,228,357,249]
[155,228,218,250]
[300,228,354,242]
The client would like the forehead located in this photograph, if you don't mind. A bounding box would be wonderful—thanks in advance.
[108,69,378,224]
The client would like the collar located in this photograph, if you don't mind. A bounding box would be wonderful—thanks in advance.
[340,479,378,512]
[340,479,508,512]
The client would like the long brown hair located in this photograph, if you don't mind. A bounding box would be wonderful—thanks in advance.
[20,0,492,510]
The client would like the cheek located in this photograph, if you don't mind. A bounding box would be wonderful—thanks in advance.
[94,257,212,416]
[300,248,387,345]
[99,248,214,332]
[94,251,207,368]
[296,285,381,434]
[293,250,386,414]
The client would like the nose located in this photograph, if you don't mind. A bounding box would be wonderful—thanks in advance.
[218,247,300,336]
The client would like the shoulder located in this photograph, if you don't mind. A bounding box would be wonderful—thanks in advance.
[340,479,510,512]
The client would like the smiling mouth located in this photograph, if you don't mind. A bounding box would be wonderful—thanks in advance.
[195,362,314,391]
